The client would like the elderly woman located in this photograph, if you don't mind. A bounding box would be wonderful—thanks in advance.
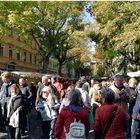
[54,89,90,139]
[94,88,127,139]
[36,86,60,139]
[7,84,29,139]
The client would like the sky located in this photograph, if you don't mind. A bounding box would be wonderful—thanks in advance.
[81,4,96,53]
[81,1,95,24]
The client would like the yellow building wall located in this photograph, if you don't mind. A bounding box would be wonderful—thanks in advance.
[0,34,39,72]
[0,30,68,77]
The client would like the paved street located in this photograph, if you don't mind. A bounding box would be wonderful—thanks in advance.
[0,109,42,139]
[0,109,94,139]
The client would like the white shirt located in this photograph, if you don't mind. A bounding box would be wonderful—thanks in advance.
[76,88,90,108]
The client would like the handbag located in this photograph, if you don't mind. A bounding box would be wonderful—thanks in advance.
[9,109,19,128]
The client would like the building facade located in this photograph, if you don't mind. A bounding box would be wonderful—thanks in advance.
[0,30,39,72]
[0,30,68,77]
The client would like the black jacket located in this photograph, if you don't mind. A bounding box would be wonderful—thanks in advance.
[8,92,29,128]
[9,92,29,117]
[19,83,32,100]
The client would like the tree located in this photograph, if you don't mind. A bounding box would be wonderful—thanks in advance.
[0,1,86,74]
[54,27,92,75]
[66,32,92,78]
[89,2,140,76]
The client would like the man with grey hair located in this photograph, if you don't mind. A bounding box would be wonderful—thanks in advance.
[36,75,50,106]
[109,75,129,113]
[109,75,130,138]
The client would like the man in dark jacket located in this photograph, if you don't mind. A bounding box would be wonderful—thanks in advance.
[19,78,32,102]
[19,78,32,135]
[30,82,37,108]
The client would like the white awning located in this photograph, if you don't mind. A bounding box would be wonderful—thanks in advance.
[10,71,59,78]
[10,71,45,78]
[127,71,140,77]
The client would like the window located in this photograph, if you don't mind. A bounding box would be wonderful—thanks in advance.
[30,54,32,63]
[0,44,3,56]
[34,55,37,64]
[9,46,13,59]
[24,52,26,62]
[8,65,15,70]
[17,52,20,60]
[8,62,16,70]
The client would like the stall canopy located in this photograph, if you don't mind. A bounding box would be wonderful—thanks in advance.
[127,70,140,77]
[10,71,60,79]
[10,71,45,78]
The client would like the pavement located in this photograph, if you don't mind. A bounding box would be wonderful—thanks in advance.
[0,109,42,139]
[0,109,94,139]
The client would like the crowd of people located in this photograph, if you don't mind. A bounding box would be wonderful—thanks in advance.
[0,71,140,139]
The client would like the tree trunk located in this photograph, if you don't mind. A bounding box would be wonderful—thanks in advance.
[58,62,62,76]
[42,55,50,73]
[123,67,127,75]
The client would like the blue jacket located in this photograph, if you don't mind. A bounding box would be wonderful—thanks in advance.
[131,94,140,138]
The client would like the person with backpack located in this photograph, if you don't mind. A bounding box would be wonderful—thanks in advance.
[54,89,90,139]
[94,88,127,139]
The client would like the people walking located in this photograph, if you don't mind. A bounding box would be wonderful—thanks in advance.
[0,72,15,128]
[94,88,127,139]
[36,86,60,139]
[7,84,29,139]
[54,89,90,139]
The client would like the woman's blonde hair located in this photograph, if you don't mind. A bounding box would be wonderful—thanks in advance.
[129,78,138,86]
[1,71,10,78]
